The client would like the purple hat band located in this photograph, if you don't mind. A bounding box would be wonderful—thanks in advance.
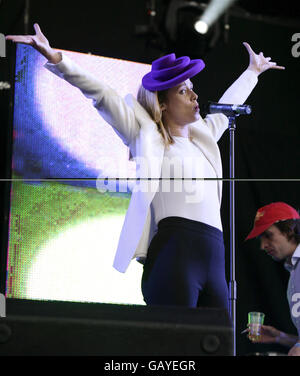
[142,53,205,91]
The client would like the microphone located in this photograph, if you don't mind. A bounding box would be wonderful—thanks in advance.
[207,102,252,116]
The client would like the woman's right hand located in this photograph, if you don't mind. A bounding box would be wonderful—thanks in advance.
[6,23,62,64]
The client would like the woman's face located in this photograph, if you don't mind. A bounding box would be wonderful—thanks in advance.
[161,79,200,127]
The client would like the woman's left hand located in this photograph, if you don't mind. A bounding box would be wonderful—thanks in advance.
[243,42,285,76]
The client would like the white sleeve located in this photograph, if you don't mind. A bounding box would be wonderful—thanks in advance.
[218,69,258,105]
[44,53,139,146]
[204,69,258,141]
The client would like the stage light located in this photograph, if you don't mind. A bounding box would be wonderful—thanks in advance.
[194,0,237,34]
[165,0,217,57]
[194,20,208,34]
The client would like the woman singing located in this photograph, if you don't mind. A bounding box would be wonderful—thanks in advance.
[6,24,284,310]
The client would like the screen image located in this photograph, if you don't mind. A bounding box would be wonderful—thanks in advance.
[6,45,151,305]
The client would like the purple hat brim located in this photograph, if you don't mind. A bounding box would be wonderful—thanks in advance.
[142,59,205,92]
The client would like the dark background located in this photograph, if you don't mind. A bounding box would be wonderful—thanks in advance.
[0,0,300,356]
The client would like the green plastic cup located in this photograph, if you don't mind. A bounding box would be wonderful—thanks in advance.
[248,312,265,341]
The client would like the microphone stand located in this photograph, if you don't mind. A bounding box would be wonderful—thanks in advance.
[228,115,237,357]
[206,102,251,356]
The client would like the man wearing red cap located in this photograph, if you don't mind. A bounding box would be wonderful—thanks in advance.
[246,202,300,356]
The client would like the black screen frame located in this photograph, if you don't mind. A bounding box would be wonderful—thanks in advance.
[0,42,16,296]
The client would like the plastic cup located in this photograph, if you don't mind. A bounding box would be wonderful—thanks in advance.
[248,312,265,341]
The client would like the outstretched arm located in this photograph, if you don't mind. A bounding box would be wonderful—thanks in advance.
[205,42,285,140]
[243,42,285,76]
[6,23,62,64]
[219,42,285,104]
[6,24,139,145]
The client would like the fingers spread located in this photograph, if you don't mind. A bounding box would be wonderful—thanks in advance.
[34,23,41,34]
[5,35,24,42]
[5,35,33,44]
[243,42,255,54]
[269,62,285,70]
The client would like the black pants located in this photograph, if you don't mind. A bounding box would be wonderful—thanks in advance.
[141,216,229,310]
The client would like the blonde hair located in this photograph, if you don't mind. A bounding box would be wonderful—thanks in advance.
[137,85,174,147]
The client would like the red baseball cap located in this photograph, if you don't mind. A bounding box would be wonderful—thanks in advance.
[245,202,300,240]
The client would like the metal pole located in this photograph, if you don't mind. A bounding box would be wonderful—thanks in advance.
[228,116,237,356]
[24,0,30,34]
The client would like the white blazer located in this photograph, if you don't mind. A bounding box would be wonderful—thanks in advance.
[45,54,258,273]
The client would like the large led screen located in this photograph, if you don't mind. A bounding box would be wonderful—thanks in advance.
[6,44,151,305]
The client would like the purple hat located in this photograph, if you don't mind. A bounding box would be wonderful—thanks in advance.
[142,53,205,92]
